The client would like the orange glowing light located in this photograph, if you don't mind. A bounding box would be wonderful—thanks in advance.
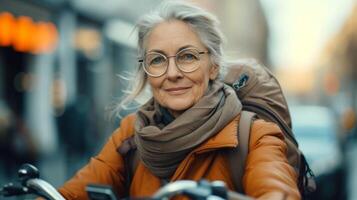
[13,16,34,52]
[0,12,15,46]
[32,22,58,54]
[0,12,58,54]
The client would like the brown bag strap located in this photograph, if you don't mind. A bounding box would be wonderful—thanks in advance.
[129,149,139,180]
[229,110,256,193]
[116,136,138,197]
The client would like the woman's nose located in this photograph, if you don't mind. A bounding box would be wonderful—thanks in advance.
[166,57,183,81]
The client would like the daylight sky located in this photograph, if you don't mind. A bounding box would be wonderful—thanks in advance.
[260,0,357,69]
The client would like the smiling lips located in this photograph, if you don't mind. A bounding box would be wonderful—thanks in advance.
[164,87,191,95]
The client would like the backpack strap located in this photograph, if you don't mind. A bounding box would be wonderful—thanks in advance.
[229,110,256,193]
[126,148,139,194]
[116,136,139,197]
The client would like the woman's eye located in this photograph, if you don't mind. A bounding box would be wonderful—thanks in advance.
[179,53,197,61]
[150,56,165,65]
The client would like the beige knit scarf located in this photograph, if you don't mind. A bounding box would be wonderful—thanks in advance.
[134,81,242,179]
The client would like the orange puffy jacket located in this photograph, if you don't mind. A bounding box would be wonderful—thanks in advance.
[58,114,300,200]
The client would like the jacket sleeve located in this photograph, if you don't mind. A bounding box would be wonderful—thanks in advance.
[243,119,301,200]
[58,114,136,200]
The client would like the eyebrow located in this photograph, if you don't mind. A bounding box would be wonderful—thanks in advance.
[147,45,197,55]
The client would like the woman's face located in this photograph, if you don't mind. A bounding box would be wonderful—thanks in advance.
[145,20,219,117]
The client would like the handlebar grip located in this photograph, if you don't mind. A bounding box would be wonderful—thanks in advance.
[26,179,65,200]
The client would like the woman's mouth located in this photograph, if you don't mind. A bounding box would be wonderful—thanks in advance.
[164,87,191,95]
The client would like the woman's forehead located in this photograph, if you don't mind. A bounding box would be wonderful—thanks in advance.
[145,20,205,53]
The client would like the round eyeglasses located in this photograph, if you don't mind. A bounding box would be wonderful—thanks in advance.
[138,48,209,77]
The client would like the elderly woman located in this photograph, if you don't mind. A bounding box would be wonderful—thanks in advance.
[59,1,300,200]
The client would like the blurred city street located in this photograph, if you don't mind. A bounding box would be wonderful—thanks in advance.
[0,0,357,199]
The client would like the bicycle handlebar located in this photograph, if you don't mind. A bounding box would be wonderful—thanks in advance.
[26,178,65,200]
[153,180,253,200]
[1,164,253,200]
[153,180,198,199]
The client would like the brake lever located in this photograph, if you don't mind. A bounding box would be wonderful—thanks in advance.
[0,182,29,197]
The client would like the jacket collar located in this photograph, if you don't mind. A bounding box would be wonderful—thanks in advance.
[128,112,240,154]
[192,115,240,154]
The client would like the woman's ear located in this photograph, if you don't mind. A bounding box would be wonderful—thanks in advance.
[209,64,219,80]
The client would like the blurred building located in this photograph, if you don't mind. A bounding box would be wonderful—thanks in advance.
[0,0,62,184]
[315,4,357,200]
[188,0,269,65]
[317,3,357,130]
[0,0,159,187]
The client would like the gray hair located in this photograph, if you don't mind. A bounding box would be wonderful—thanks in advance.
[113,0,226,117]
